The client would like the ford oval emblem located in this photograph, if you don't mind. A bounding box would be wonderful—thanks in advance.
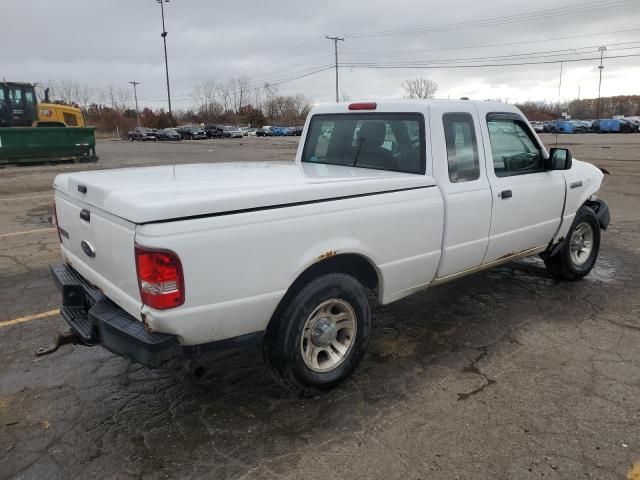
[81,240,96,258]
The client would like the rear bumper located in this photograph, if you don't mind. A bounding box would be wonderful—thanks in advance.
[50,264,177,367]
[50,264,264,367]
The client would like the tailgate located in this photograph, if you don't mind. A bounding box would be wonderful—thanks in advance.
[55,192,142,320]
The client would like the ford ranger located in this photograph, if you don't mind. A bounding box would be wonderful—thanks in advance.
[49,100,610,396]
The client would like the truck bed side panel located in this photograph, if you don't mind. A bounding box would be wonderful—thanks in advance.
[135,186,444,345]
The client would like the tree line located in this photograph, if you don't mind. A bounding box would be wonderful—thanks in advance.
[37,79,313,134]
[35,77,640,133]
[515,96,640,121]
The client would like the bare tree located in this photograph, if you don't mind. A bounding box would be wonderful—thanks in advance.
[401,78,438,99]
[101,85,131,112]
[76,84,94,111]
[56,80,77,104]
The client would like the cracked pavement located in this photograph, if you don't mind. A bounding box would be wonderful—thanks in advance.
[1,135,639,479]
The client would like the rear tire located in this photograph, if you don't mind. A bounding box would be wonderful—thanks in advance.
[263,273,371,397]
[544,206,601,281]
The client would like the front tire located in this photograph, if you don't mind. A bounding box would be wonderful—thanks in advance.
[544,206,601,281]
[263,273,371,396]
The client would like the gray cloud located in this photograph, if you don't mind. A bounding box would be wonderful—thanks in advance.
[3,0,639,109]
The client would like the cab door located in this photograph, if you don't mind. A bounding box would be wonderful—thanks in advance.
[479,112,565,263]
[430,103,493,278]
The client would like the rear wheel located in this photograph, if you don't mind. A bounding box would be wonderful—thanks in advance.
[544,206,601,281]
[263,273,371,396]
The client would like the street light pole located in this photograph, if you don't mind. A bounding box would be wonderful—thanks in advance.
[595,45,607,120]
[326,36,344,103]
[157,0,173,126]
[128,81,140,127]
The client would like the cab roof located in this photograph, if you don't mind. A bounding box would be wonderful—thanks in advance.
[309,99,521,116]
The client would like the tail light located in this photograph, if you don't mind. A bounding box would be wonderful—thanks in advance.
[135,246,184,310]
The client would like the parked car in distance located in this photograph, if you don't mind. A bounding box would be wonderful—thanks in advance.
[128,127,157,142]
[204,125,224,138]
[530,121,544,133]
[598,118,636,133]
[224,126,244,138]
[618,118,639,133]
[257,126,273,137]
[51,100,610,396]
[156,128,182,141]
[176,126,207,140]
[246,128,258,137]
[272,126,289,136]
[291,126,304,136]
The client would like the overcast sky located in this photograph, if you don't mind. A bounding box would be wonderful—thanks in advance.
[4,0,640,110]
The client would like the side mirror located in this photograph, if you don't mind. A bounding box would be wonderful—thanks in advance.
[547,148,572,170]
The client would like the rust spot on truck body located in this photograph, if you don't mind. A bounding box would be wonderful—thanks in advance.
[141,313,155,332]
[318,250,337,260]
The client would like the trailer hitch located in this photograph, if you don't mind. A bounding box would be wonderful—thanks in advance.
[35,330,81,357]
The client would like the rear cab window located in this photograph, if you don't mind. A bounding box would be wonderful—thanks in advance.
[302,113,426,174]
[443,113,480,182]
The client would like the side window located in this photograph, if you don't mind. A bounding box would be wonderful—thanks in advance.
[487,117,543,177]
[443,113,480,182]
[25,90,35,107]
[9,87,22,104]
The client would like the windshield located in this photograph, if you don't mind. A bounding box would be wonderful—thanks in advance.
[301,113,425,174]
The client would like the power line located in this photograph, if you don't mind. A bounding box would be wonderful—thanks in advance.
[138,66,333,102]
[342,42,640,67]
[339,52,640,70]
[340,28,640,56]
[342,0,637,38]
[230,38,328,77]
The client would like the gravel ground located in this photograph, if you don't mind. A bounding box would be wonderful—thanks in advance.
[1,134,639,480]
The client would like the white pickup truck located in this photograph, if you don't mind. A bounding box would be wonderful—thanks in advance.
[50,100,610,395]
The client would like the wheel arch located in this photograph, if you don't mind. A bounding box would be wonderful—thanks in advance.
[266,253,381,331]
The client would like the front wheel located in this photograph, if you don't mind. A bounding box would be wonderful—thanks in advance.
[263,273,371,396]
[544,206,601,281]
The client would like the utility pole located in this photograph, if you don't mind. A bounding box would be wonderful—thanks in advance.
[596,45,607,120]
[156,0,173,126]
[326,35,344,103]
[128,81,141,127]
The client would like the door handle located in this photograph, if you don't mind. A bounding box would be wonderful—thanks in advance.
[499,189,512,199]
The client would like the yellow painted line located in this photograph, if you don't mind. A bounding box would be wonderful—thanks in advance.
[0,227,55,239]
[0,309,59,328]
[0,194,53,202]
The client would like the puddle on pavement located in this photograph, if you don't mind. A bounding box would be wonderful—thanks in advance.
[585,256,618,283]
[19,205,54,227]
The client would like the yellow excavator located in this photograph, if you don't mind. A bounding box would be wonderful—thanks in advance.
[0,82,85,127]
[0,82,95,164]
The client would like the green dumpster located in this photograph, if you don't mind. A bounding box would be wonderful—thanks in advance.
[0,127,98,165]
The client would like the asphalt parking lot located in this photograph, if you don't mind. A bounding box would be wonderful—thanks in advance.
[1,134,639,480]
